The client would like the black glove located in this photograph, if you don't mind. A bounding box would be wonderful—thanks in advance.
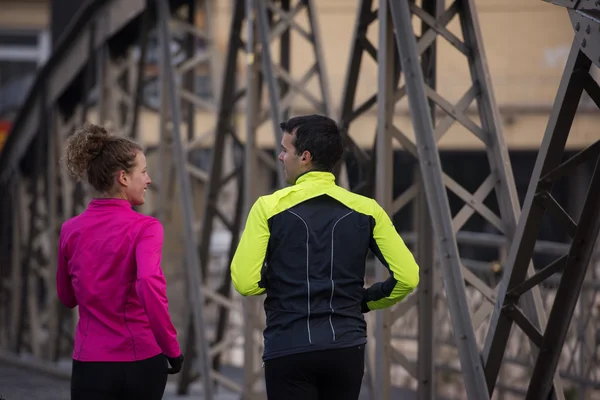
[361,288,371,314]
[166,353,184,374]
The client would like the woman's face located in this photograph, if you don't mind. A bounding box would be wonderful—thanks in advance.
[122,151,151,206]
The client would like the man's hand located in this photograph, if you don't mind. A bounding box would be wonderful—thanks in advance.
[166,353,184,374]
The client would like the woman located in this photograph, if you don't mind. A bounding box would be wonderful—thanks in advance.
[56,124,183,400]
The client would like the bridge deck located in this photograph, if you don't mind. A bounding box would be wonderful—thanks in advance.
[0,358,425,400]
[0,361,239,400]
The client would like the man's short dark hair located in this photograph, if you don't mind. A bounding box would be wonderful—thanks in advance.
[279,114,344,172]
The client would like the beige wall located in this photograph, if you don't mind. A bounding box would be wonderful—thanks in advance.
[214,0,576,108]
[0,0,49,29]
[208,0,595,150]
[214,0,573,105]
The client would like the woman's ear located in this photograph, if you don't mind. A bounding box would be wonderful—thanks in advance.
[117,170,128,187]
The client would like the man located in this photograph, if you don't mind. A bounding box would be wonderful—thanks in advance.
[231,114,420,399]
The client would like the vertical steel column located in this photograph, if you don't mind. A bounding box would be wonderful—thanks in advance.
[242,1,265,398]
[388,0,487,397]
[0,177,14,347]
[184,0,196,143]
[415,167,435,400]
[305,0,333,119]
[277,0,290,122]
[15,129,43,356]
[9,174,23,353]
[374,3,395,398]
[129,8,149,141]
[417,0,439,396]
[176,0,248,394]
[55,110,79,349]
[44,87,62,362]
[156,1,213,399]
[337,0,378,196]
[178,0,246,393]
[255,0,284,188]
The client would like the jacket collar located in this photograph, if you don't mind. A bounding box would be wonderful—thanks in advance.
[295,170,335,185]
[88,198,133,209]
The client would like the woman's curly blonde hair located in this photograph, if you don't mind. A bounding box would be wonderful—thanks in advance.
[64,124,142,193]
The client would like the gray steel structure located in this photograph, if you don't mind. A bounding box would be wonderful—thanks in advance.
[0,0,598,399]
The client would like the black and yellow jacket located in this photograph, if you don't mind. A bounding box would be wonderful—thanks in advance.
[231,171,420,361]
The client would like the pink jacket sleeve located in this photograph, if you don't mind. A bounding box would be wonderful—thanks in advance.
[56,231,77,309]
[134,219,181,358]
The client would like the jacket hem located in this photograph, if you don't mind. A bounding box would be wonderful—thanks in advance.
[72,348,162,362]
[262,337,367,362]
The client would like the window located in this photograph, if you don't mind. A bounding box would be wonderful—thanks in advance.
[0,29,49,118]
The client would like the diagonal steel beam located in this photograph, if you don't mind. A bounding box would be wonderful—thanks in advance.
[387,1,490,398]
[526,153,600,399]
[482,35,595,398]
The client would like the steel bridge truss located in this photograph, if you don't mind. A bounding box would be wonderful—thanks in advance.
[0,0,599,399]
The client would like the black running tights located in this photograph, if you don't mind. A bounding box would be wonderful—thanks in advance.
[71,353,168,400]
[264,345,365,400]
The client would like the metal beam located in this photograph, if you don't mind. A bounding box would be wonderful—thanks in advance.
[527,146,600,398]
[176,0,244,393]
[416,0,439,395]
[174,0,335,397]
[337,0,567,396]
[373,4,395,398]
[1,0,600,397]
[483,25,600,397]
[388,1,489,397]
[156,0,214,398]
[0,0,147,184]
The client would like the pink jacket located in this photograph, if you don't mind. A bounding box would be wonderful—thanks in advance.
[56,198,181,362]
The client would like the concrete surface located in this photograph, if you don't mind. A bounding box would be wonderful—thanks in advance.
[0,360,425,400]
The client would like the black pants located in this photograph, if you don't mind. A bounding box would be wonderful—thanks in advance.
[264,345,365,400]
[71,353,168,400]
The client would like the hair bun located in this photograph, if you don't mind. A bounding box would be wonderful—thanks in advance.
[84,124,111,158]
[64,124,113,180]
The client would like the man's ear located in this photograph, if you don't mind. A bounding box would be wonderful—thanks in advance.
[301,150,312,163]
[117,170,128,187]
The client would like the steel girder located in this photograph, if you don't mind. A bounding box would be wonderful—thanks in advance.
[483,2,600,399]
[0,0,148,364]
[0,0,335,397]
[0,0,599,399]
[173,0,335,397]
[337,0,595,398]
[0,0,218,395]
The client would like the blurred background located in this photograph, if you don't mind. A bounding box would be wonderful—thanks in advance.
[0,0,598,399]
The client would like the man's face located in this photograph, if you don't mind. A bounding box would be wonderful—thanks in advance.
[278,132,307,185]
